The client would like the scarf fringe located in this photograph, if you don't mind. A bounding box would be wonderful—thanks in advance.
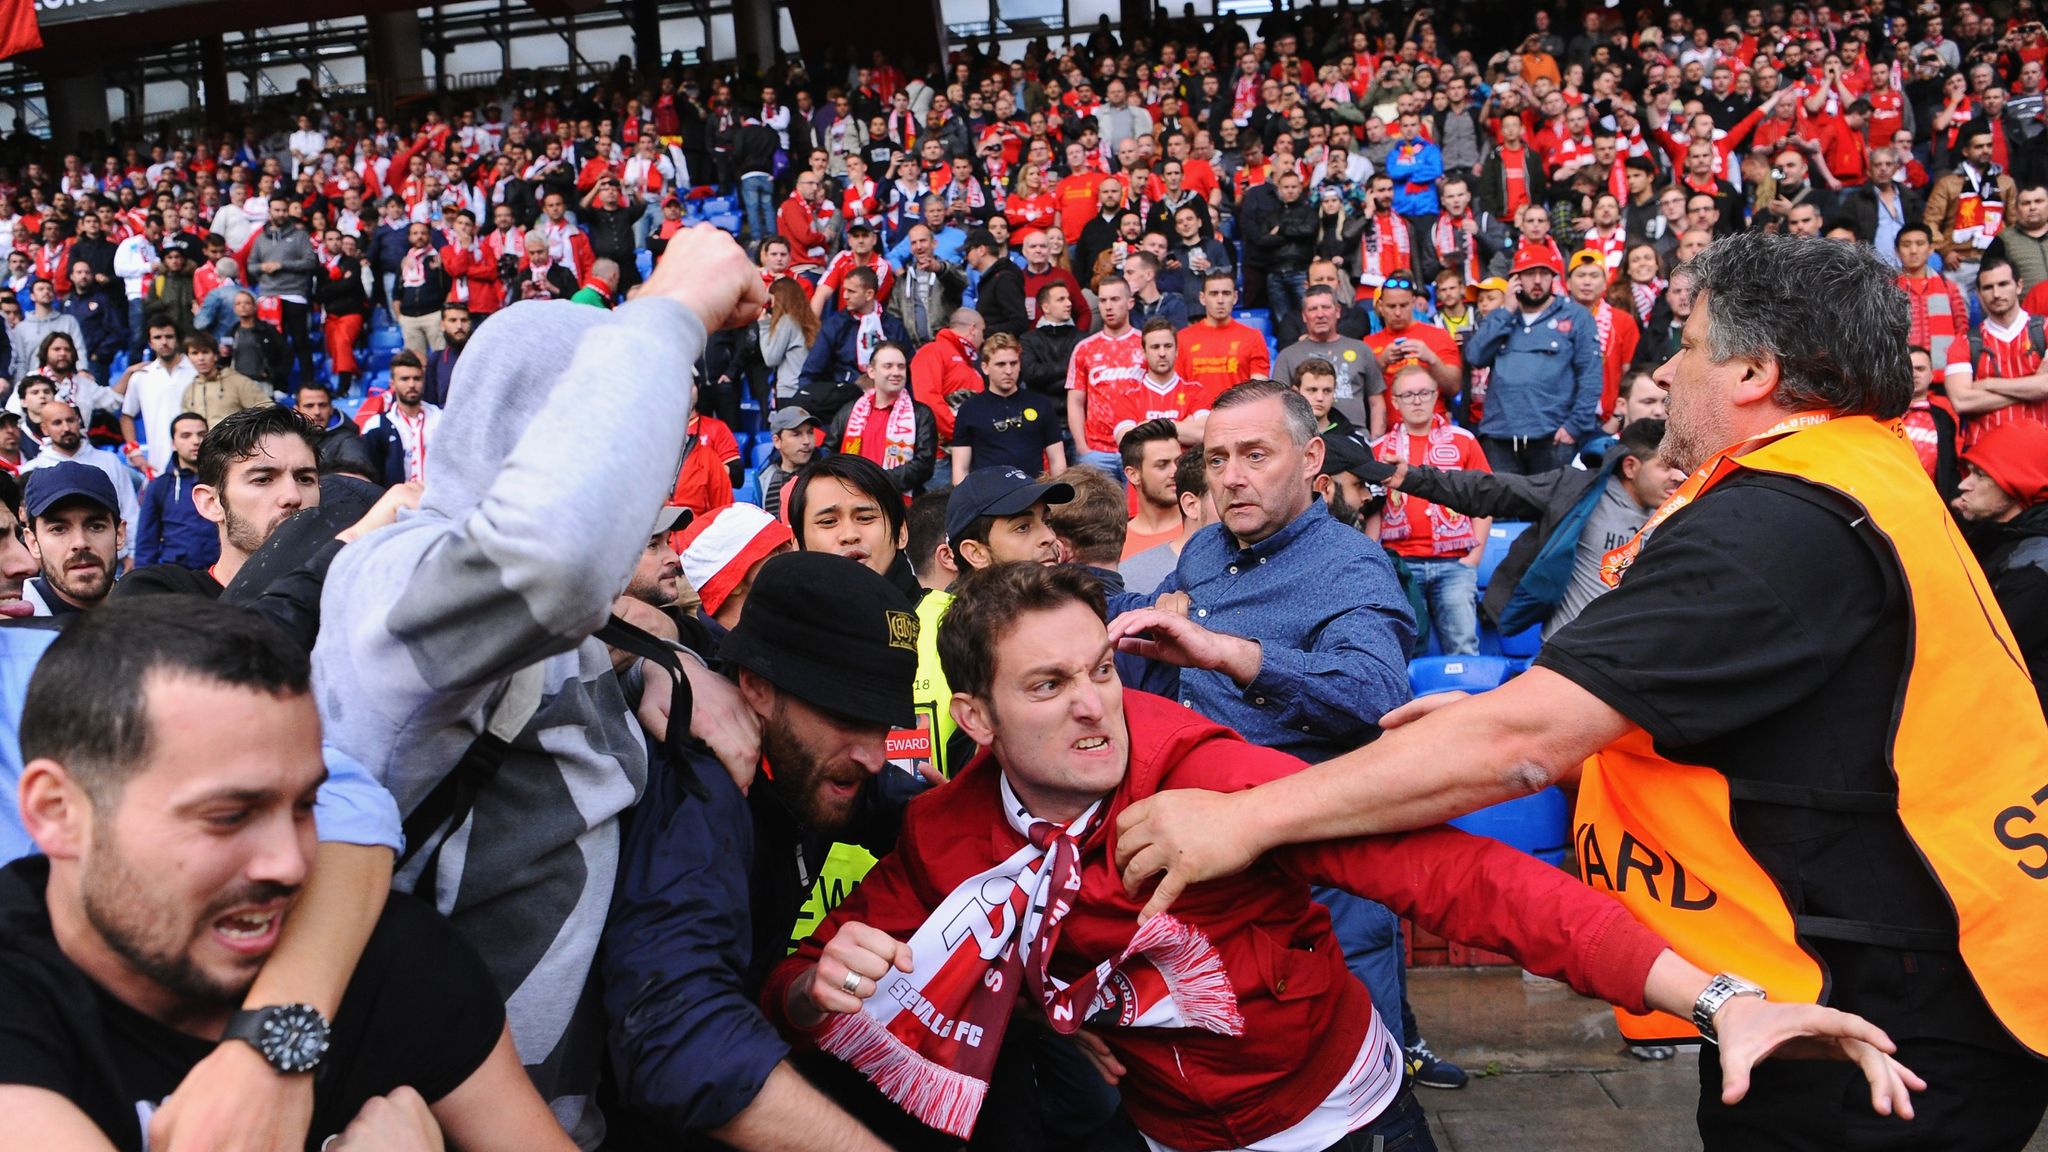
[817,1009,989,1139]
[1129,914,1246,1036]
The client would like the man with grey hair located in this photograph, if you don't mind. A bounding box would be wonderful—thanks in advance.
[1118,233,2048,1149]
[1104,377,1456,1082]
[193,256,246,343]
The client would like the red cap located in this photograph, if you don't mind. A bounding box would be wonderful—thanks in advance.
[1961,421,2048,506]
[1510,240,1564,277]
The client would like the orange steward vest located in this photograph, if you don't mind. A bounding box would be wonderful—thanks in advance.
[1575,414,2048,1052]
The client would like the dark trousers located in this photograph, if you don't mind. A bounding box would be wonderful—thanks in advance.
[278,299,314,385]
[1698,1037,2048,1151]
[1325,1088,1437,1151]
[1479,434,1574,477]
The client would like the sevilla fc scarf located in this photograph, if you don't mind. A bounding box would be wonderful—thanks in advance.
[816,775,1243,1138]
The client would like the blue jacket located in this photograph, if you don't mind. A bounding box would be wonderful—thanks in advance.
[794,307,911,390]
[1141,499,1415,763]
[602,730,915,1137]
[365,220,414,277]
[194,284,241,343]
[134,463,220,569]
[58,293,122,359]
[1463,295,1603,442]
[1385,138,1445,216]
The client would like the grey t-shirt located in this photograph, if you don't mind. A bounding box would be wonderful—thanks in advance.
[1548,473,1651,637]
[1272,336,1385,428]
[1121,540,1180,595]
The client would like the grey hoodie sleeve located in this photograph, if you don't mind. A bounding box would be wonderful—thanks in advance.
[317,297,705,808]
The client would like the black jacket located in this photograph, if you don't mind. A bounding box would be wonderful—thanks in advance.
[974,258,1029,338]
[1238,184,1315,268]
[317,253,370,316]
[1974,502,2048,714]
[1021,321,1084,405]
[230,320,290,385]
[1472,146,1550,222]
[732,123,779,176]
[826,394,940,494]
[1633,297,1684,372]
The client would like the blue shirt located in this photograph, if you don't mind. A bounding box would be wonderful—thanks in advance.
[0,625,402,861]
[1148,500,1415,762]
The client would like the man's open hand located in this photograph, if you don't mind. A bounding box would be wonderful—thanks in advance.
[1114,789,1264,922]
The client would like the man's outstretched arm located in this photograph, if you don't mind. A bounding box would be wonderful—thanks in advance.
[1115,667,1631,918]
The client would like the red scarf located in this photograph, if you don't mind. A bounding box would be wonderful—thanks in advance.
[817,778,1240,1138]
[840,387,918,469]
[1356,212,1412,294]
[1430,212,1482,284]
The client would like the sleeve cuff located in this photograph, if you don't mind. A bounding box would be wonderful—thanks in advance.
[314,745,405,852]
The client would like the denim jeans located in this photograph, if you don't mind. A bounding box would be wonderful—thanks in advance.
[1479,434,1574,477]
[1266,268,1308,324]
[1076,448,1125,486]
[739,173,776,243]
[126,298,147,360]
[1409,557,1480,656]
[1328,1088,1439,1151]
[632,199,662,250]
[1317,887,1408,1049]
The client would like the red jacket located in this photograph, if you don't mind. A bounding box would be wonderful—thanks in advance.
[910,328,984,442]
[440,242,504,315]
[765,693,1666,1151]
[778,193,836,265]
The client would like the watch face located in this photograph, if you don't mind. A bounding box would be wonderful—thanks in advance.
[258,1005,331,1073]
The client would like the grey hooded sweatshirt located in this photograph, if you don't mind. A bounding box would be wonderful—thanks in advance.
[315,294,704,1147]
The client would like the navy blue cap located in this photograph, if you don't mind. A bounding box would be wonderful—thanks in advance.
[23,461,120,520]
[946,467,1074,549]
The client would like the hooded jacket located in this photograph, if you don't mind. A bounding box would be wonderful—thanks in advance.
[1975,501,2048,713]
[248,221,320,300]
[314,295,707,1145]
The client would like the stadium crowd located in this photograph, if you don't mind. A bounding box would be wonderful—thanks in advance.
[0,0,2046,1150]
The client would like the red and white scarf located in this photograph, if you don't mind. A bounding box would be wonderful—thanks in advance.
[1629,278,1664,324]
[1356,212,1412,293]
[817,777,1242,1138]
[839,387,919,469]
[1430,212,1482,284]
[1376,416,1480,554]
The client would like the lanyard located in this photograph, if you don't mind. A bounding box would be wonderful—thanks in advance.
[1598,412,1833,588]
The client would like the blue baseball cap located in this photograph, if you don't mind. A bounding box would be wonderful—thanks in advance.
[945,467,1073,550]
[23,462,120,521]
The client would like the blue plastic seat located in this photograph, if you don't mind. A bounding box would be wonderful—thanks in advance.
[1232,308,1272,341]
[1475,521,1532,592]
[1407,655,1514,697]
[709,213,742,235]
[1497,623,1542,660]
[1449,787,1570,862]
[750,440,775,469]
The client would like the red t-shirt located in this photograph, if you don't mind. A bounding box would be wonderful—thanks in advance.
[1371,422,1492,558]
[1056,172,1111,241]
[1175,321,1272,407]
[1966,313,2048,446]
[1066,326,1147,451]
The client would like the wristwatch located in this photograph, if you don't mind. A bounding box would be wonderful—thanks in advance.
[1691,973,1767,1045]
[222,1004,331,1074]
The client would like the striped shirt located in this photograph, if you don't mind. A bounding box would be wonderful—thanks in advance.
[1966,311,2048,445]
